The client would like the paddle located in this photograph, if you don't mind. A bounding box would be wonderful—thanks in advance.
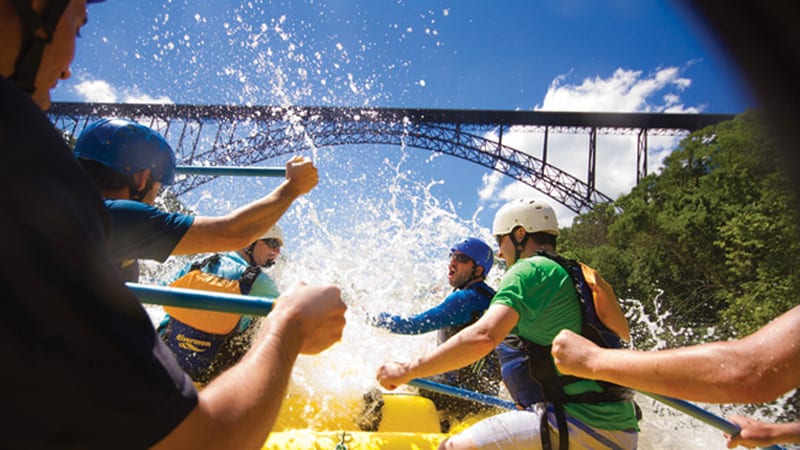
[408,378,515,410]
[408,378,785,450]
[126,282,275,316]
[638,392,785,450]
[174,165,286,177]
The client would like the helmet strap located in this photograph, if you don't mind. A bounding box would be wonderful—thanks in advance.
[244,242,276,268]
[128,176,155,202]
[509,231,529,263]
[243,242,257,265]
[454,266,482,290]
[9,0,70,94]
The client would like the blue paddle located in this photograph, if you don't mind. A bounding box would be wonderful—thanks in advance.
[639,392,785,450]
[175,165,286,178]
[408,378,516,410]
[127,282,275,315]
[408,378,785,450]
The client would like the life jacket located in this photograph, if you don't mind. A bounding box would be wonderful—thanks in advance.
[163,254,261,334]
[435,282,501,394]
[424,282,503,421]
[161,254,262,382]
[494,250,634,450]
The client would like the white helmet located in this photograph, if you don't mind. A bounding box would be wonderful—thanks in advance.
[492,198,559,236]
[257,224,284,246]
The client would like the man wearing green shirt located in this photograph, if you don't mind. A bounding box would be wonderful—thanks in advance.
[377,198,638,449]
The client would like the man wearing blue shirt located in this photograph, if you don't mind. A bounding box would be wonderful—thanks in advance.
[0,1,345,448]
[73,117,317,282]
[372,238,501,422]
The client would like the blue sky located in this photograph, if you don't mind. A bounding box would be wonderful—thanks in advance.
[56,0,755,231]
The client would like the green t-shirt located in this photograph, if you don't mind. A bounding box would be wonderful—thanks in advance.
[492,255,639,431]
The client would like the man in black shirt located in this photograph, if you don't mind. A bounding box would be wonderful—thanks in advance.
[0,1,346,448]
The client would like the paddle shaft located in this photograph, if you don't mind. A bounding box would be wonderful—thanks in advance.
[640,392,785,450]
[408,378,515,410]
[127,282,275,316]
[175,165,286,177]
[409,379,784,450]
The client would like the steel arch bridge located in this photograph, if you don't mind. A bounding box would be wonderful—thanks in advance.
[48,103,735,214]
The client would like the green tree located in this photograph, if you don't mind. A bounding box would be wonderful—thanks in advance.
[564,110,799,336]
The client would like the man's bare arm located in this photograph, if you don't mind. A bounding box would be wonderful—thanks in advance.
[152,282,346,450]
[173,157,317,255]
[552,305,800,403]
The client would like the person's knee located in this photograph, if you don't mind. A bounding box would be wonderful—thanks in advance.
[438,433,477,450]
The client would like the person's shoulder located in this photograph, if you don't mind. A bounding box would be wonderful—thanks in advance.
[470,280,496,297]
[105,199,191,223]
[526,254,569,274]
[218,251,250,270]
[0,77,32,109]
[444,288,467,301]
[104,199,162,224]
[447,287,486,306]
[504,256,564,285]
[255,270,277,284]
[219,251,244,263]
[528,253,560,265]
[105,198,156,211]
[251,271,280,297]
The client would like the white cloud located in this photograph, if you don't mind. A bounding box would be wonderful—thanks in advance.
[479,66,703,226]
[73,79,174,104]
[75,79,117,103]
[538,67,696,113]
[124,92,174,104]
[478,171,502,201]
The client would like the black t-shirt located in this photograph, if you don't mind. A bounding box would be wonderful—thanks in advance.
[0,77,197,449]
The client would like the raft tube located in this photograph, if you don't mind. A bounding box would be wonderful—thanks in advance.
[262,391,483,449]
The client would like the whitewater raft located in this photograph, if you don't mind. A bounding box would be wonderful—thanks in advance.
[263,391,487,449]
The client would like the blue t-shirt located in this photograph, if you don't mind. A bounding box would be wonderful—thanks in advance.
[1,77,196,449]
[105,199,194,281]
[373,281,495,335]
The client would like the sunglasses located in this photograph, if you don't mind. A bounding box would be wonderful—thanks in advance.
[450,253,474,264]
[495,234,506,246]
[261,238,282,249]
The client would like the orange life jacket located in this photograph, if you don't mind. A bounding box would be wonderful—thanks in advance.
[164,254,261,334]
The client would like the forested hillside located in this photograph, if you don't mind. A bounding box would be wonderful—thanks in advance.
[560,110,800,339]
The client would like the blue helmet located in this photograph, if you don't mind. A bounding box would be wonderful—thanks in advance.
[451,237,493,276]
[74,118,177,185]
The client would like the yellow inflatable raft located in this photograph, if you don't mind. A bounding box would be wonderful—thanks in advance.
[263,391,486,449]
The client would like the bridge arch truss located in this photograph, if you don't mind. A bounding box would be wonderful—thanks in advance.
[48,103,734,214]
